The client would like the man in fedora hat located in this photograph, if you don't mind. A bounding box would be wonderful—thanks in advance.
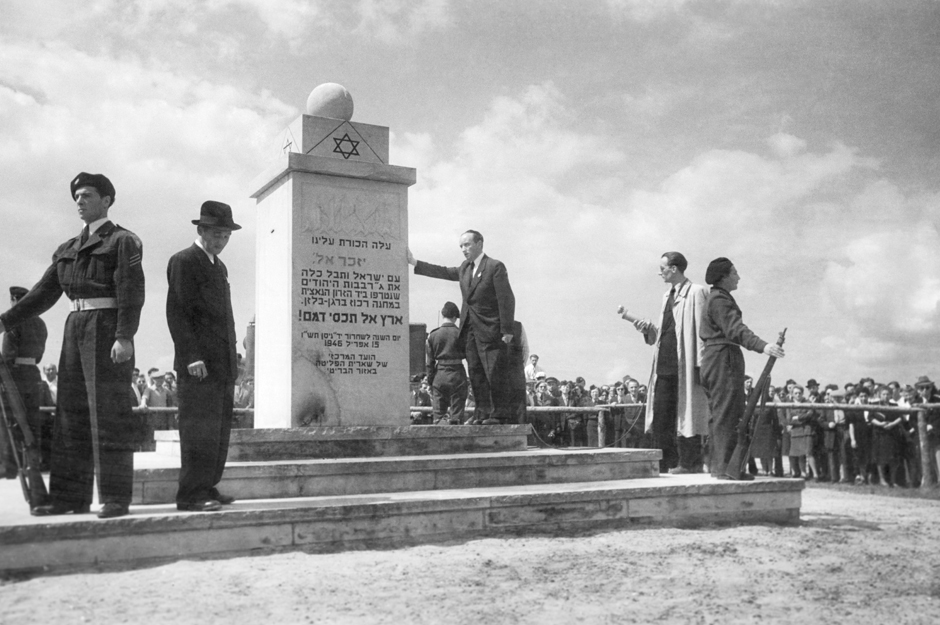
[167,201,240,512]
[0,172,145,518]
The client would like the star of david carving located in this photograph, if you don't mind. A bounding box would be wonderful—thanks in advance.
[332,133,360,159]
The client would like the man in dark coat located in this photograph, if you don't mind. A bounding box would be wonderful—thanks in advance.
[0,286,48,478]
[0,172,145,518]
[167,201,240,512]
[409,230,518,424]
[699,257,785,480]
[425,301,468,424]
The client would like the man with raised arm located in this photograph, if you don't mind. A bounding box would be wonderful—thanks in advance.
[409,230,516,424]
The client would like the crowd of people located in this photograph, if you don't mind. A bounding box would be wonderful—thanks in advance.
[411,361,940,488]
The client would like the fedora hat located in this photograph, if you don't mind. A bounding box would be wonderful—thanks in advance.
[192,200,241,230]
[914,375,935,388]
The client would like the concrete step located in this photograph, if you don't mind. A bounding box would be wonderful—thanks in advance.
[153,424,530,461]
[132,448,661,505]
[0,475,804,576]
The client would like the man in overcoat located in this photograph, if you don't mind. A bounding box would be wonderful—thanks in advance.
[167,201,240,512]
[620,252,709,473]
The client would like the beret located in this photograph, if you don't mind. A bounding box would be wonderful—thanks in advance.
[71,172,115,201]
[441,301,459,318]
[705,257,733,285]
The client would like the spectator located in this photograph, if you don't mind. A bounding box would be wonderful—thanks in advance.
[787,385,819,480]
[524,354,544,383]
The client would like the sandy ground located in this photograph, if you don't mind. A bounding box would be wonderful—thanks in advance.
[1,485,939,625]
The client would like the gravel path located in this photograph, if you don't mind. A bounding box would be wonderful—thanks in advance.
[2,486,939,624]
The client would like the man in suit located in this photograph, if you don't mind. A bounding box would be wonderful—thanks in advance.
[167,201,240,512]
[0,172,145,518]
[409,230,517,424]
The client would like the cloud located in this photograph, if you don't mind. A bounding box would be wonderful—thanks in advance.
[0,39,297,370]
[354,0,452,44]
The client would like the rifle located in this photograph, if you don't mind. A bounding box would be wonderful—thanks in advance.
[724,328,787,480]
[0,357,49,509]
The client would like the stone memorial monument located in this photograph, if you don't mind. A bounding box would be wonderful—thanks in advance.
[249,83,416,428]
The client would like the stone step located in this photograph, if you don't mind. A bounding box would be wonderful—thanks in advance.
[0,475,804,576]
[153,424,530,461]
[133,448,661,505]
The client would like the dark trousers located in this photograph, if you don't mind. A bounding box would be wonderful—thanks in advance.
[701,344,746,478]
[652,375,679,472]
[52,310,136,507]
[176,376,234,504]
[464,325,505,420]
[430,367,468,422]
[0,365,46,475]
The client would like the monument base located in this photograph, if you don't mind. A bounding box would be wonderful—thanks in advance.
[153,425,530,461]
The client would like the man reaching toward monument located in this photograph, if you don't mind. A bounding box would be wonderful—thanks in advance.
[408,230,517,424]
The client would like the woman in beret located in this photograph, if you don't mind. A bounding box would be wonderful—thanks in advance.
[699,258,785,480]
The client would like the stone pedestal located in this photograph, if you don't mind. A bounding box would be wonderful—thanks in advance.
[250,110,416,428]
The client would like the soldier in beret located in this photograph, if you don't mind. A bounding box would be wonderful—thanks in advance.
[166,201,240,512]
[425,301,468,425]
[699,257,785,480]
[0,286,49,479]
[0,173,145,517]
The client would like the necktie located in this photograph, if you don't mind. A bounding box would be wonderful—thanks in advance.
[79,226,89,246]
[667,286,676,309]
[469,262,475,278]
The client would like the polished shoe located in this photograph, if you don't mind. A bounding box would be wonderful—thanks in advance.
[209,490,236,505]
[97,503,130,519]
[31,501,91,517]
[177,500,223,512]
[481,418,502,425]
[668,467,694,475]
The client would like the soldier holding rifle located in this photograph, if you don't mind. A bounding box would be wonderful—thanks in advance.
[699,258,785,480]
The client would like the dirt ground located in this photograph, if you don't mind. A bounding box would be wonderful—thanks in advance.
[2,485,939,624]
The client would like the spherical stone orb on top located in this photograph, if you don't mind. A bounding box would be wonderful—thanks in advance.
[305,83,354,121]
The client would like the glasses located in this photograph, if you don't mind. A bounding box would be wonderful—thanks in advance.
[658,266,674,276]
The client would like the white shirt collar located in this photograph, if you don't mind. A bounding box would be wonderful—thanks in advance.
[194,238,215,263]
[468,252,484,267]
[85,217,109,236]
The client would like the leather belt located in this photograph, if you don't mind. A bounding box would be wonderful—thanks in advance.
[435,359,464,366]
[702,338,737,347]
[14,357,37,365]
[69,297,118,312]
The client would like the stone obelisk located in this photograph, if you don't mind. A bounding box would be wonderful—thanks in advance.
[249,84,416,428]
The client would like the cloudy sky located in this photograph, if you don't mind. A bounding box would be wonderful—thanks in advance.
[2,0,939,388]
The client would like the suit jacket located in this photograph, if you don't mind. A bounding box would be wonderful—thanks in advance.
[414,254,515,344]
[166,244,237,383]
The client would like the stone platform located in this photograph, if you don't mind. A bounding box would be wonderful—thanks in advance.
[0,475,803,577]
[132,448,661,504]
[154,425,529,461]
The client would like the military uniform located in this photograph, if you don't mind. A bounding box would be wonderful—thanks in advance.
[699,286,768,478]
[0,307,47,475]
[426,321,468,424]
[1,221,145,511]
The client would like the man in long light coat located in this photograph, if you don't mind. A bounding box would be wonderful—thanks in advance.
[619,252,709,473]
